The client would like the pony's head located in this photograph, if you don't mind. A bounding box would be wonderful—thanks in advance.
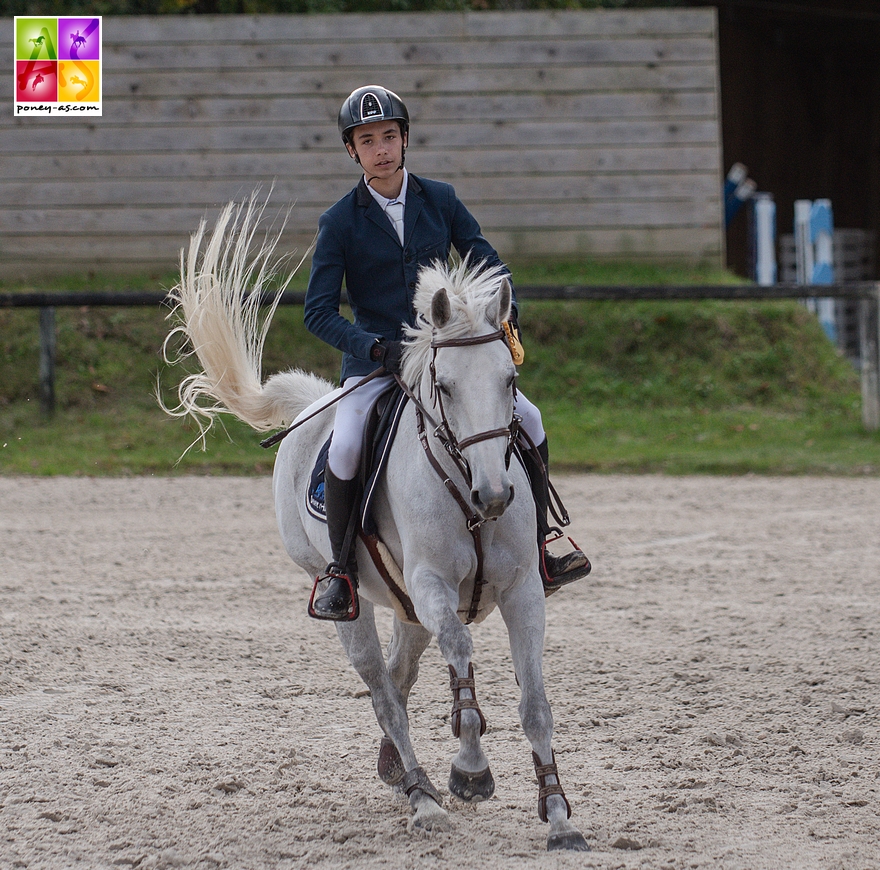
[403,259,517,520]
[402,258,512,383]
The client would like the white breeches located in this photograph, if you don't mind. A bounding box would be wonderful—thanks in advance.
[327,374,545,480]
[513,389,544,448]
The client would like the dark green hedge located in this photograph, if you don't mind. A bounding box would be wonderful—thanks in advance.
[5,0,688,17]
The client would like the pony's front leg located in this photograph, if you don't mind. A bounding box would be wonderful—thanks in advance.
[335,600,448,831]
[497,579,590,852]
[409,570,495,804]
[377,619,433,787]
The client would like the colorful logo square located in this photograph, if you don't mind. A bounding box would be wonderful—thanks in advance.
[59,18,100,61]
[14,16,102,116]
[59,59,100,102]
[16,60,57,102]
[15,17,57,60]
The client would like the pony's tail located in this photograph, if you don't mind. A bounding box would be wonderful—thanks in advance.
[159,192,331,454]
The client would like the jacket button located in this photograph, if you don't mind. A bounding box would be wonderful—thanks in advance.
[408,281,416,289]
[404,255,412,263]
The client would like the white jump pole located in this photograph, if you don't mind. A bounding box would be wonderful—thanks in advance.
[751,193,776,287]
[794,198,836,343]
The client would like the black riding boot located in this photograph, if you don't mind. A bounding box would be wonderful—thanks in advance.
[308,468,361,621]
[521,438,591,592]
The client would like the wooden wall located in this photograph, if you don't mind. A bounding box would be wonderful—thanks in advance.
[0,9,723,279]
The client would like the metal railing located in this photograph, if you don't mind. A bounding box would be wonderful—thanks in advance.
[3,282,879,430]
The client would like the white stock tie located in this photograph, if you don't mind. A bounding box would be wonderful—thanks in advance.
[385,199,404,244]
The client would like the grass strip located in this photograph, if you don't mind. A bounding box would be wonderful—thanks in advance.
[1,261,877,476]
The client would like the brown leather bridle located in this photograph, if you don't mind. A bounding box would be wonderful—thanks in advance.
[423,328,520,491]
[392,327,520,624]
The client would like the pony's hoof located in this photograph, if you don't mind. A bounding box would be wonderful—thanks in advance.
[449,763,495,803]
[409,801,449,832]
[377,736,405,785]
[547,830,591,852]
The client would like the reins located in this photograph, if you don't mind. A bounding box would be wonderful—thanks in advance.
[413,401,486,623]
[260,365,390,449]
[515,427,571,534]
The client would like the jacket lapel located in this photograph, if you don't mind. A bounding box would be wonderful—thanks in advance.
[403,175,424,247]
[357,177,403,247]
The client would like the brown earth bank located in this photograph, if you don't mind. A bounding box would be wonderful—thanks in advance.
[1,475,878,870]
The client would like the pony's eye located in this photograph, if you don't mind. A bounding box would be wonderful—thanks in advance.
[436,381,451,397]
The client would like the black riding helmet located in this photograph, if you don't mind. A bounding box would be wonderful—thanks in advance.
[338,85,410,159]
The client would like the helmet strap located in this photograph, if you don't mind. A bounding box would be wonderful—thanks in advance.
[365,164,403,188]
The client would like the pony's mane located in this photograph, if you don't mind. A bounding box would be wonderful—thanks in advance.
[401,258,511,385]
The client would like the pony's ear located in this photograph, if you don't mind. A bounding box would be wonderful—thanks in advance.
[431,288,451,328]
[497,277,512,326]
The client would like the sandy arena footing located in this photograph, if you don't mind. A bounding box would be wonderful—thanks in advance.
[1,475,878,869]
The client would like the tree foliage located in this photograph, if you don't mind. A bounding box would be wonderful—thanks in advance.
[6,0,689,17]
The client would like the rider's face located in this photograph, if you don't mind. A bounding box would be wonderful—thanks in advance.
[346,120,407,183]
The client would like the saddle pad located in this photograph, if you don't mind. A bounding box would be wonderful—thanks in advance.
[306,435,332,522]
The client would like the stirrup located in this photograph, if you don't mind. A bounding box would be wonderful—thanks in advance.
[540,533,591,596]
[308,566,360,622]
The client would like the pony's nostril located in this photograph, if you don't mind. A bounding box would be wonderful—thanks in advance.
[471,485,513,519]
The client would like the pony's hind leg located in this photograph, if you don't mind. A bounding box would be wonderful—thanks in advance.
[409,575,494,803]
[379,619,433,785]
[497,580,590,852]
[386,617,433,704]
[335,600,448,831]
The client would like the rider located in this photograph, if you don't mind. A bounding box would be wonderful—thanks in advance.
[303,85,590,621]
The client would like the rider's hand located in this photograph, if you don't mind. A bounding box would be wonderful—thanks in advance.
[370,339,404,374]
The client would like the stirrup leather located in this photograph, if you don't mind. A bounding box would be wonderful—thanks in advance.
[307,566,359,622]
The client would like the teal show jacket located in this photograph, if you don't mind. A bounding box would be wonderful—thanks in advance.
[304,173,514,383]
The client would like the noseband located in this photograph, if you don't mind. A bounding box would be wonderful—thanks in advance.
[426,328,520,488]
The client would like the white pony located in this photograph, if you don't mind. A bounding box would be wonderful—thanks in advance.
[162,196,589,852]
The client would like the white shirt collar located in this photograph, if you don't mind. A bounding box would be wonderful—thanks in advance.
[365,168,408,209]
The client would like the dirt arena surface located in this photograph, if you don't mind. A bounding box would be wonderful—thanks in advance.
[1,474,878,870]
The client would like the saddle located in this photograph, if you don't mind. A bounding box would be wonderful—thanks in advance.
[306,383,406,528]
[306,384,419,624]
